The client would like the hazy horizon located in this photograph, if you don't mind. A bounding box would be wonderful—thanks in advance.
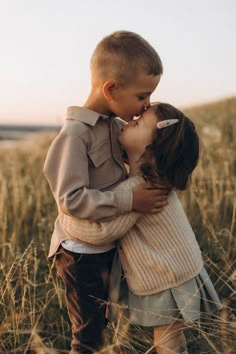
[1,0,235,125]
[1,94,235,127]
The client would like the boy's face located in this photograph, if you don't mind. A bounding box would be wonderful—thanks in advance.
[109,73,161,122]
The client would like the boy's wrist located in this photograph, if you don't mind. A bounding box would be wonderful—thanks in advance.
[115,189,133,215]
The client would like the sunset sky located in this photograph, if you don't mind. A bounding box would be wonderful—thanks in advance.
[0,0,235,125]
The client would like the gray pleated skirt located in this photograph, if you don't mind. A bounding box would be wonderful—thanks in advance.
[108,251,222,326]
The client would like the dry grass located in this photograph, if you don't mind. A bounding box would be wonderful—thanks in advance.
[0,98,236,353]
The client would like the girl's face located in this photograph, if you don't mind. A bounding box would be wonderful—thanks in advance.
[119,107,158,155]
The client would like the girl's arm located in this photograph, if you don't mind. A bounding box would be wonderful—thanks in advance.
[61,210,141,245]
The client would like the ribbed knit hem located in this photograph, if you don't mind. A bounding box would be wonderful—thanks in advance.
[127,263,204,296]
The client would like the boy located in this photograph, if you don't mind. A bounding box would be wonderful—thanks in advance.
[44,31,167,354]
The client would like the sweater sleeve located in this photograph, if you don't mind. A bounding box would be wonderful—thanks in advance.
[43,129,133,221]
[61,209,141,245]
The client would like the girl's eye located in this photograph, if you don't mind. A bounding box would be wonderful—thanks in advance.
[137,96,146,101]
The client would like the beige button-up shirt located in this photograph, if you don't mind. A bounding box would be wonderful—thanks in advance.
[43,106,133,257]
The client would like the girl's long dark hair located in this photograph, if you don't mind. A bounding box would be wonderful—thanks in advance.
[139,103,199,190]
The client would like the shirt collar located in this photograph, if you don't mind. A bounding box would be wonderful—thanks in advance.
[66,106,111,126]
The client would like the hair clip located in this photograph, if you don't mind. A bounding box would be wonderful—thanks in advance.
[157,119,179,129]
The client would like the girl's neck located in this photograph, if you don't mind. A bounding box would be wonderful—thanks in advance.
[127,153,140,177]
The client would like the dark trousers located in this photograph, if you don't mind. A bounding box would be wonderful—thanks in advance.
[55,246,115,354]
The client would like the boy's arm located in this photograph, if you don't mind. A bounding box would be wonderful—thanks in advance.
[43,131,133,221]
[62,209,140,245]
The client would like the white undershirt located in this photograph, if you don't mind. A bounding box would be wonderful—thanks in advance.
[61,239,115,254]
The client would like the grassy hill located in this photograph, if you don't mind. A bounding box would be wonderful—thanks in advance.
[184,96,236,124]
[184,96,236,147]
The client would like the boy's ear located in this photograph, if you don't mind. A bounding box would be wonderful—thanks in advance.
[102,80,118,102]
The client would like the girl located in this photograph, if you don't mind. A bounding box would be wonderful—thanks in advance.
[61,103,222,354]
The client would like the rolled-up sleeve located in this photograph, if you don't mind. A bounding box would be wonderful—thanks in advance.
[43,130,132,221]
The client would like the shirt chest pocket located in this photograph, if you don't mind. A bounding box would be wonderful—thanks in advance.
[88,143,116,188]
[88,144,111,167]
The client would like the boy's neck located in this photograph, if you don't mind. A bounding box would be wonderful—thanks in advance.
[84,90,112,116]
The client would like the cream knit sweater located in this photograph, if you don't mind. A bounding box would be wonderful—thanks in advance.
[62,176,203,296]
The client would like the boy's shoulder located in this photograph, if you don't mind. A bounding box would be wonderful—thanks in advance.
[51,107,125,147]
[61,119,90,138]
[57,105,101,139]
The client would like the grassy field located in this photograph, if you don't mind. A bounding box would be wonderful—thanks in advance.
[0,97,235,353]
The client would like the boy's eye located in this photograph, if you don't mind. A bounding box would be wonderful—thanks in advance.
[137,96,146,101]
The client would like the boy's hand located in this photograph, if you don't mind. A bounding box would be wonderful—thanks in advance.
[132,181,171,213]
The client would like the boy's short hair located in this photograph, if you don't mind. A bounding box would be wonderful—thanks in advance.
[90,31,163,86]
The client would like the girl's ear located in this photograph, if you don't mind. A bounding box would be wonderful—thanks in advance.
[102,80,118,102]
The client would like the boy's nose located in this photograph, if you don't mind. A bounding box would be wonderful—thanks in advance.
[143,98,151,111]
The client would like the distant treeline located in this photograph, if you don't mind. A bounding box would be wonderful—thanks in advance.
[0,124,61,132]
[0,124,61,141]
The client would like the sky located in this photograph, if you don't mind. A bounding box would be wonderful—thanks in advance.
[0,0,235,125]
